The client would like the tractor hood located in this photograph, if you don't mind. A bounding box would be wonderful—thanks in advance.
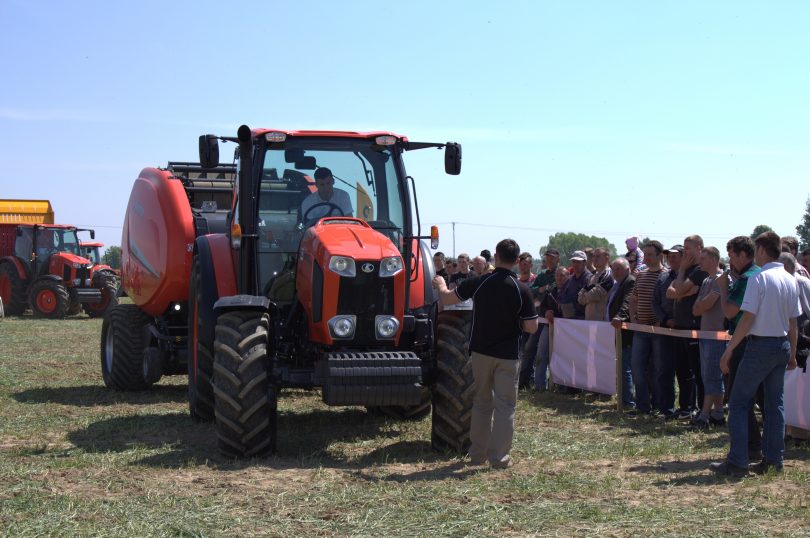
[305,218,401,261]
[51,251,92,267]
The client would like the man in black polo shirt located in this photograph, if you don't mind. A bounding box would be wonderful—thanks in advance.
[433,238,539,469]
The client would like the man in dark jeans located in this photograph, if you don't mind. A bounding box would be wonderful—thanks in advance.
[652,245,682,418]
[666,235,708,419]
[717,235,762,459]
[711,231,800,477]
[433,239,539,469]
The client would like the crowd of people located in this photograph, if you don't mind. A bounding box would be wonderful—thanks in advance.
[432,233,810,475]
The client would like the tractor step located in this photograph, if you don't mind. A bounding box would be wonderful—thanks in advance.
[74,288,103,303]
[318,351,424,406]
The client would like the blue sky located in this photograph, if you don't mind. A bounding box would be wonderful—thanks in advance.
[1,1,808,259]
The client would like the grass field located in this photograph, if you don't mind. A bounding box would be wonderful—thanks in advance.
[1,315,809,537]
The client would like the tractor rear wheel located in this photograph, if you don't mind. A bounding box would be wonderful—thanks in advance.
[84,277,119,318]
[213,311,276,458]
[29,279,70,319]
[100,303,152,390]
[431,310,474,453]
[0,262,27,315]
[187,257,215,422]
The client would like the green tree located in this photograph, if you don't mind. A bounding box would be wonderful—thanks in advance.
[796,198,810,250]
[539,232,617,265]
[102,246,122,269]
[750,224,773,240]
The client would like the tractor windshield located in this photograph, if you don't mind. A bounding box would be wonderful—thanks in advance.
[32,227,81,258]
[256,137,407,298]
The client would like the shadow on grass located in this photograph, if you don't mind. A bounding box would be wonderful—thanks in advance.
[66,407,442,470]
[13,384,188,406]
[351,460,481,483]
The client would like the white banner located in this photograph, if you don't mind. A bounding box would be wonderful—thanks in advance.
[550,319,616,395]
[785,367,810,430]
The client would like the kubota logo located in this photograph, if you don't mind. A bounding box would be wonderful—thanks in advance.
[361,263,374,273]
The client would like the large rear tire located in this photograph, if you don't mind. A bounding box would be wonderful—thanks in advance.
[431,310,474,453]
[100,303,152,390]
[188,257,215,422]
[84,277,119,318]
[0,262,27,315]
[29,279,69,319]
[213,311,276,458]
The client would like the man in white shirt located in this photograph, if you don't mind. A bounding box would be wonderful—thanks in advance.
[710,232,800,477]
[300,167,353,225]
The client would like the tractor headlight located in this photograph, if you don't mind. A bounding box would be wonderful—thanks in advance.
[375,316,400,339]
[328,315,356,339]
[379,256,403,277]
[72,262,81,269]
[329,256,356,277]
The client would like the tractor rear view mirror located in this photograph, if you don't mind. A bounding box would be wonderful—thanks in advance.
[199,134,219,169]
[295,157,317,170]
[285,149,305,163]
[90,230,96,240]
[444,142,461,175]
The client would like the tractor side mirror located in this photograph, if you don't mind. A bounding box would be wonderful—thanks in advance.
[90,230,96,239]
[199,134,220,169]
[295,157,317,170]
[444,142,461,175]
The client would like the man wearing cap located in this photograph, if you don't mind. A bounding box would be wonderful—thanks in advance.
[432,238,539,468]
[710,231,800,477]
[559,250,592,320]
[651,244,683,418]
[300,167,353,224]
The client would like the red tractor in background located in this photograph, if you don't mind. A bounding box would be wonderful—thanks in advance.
[0,223,118,318]
[79,238,120,284]
[101,126,473,458]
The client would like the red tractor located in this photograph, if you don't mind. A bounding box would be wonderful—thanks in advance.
[0,224,118,318]
[101,126,473,458]
[79,239,120,284]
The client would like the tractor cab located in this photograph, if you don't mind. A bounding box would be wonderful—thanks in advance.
[80,241,103,265]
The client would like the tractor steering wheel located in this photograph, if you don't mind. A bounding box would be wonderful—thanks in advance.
[302,202,345,227]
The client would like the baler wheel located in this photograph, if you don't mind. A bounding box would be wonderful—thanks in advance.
[100,304,152,390]
[29,279,70,319]
[430,310,475,453]
[213,311,276,458]
[187,258,215,422]
[0,262,27,316]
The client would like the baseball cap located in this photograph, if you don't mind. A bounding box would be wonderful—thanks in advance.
[664,244,684,254]
[570,250,587,261]
[544,248,560,257]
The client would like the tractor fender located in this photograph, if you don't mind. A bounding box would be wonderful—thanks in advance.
[193,235,227,345]
[1,256,29,282]
[213,295,272,315]
[31,274,62,284]
[203,234,237,300]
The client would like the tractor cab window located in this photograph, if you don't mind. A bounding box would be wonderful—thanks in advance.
[56,229,81,256]
[84,247,101,264]
[14,228,33,262]
[257,138,407,300]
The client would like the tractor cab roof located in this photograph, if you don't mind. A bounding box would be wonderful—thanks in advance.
[251,128,408,142]
[80,242,104,248]
[15,223,77,230]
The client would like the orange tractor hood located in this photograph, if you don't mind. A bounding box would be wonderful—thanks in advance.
[304,218,401,260]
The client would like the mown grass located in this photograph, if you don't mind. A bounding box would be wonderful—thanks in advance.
[1,315,809,537]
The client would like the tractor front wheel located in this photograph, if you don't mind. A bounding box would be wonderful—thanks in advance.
[100,304,152,390]
[213,311,276,458]
[430,310,475,453]
[84,277,119,318]
[0,262,27,316]
[29,280,70,319]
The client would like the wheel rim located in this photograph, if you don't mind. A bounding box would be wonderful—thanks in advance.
[104,324,115,373]
[36,289,58,313]
[0,275,10,304]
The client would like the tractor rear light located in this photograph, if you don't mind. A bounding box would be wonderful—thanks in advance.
[328,315,356,339]
[431,226,439,249]
[375,135,396,146]
[375,315,400,339]
[265,132,287,142]
[230,222,242,250]
[379,257,403,277]
[328,256,356,277]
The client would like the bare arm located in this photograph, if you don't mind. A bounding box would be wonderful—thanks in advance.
[788,317,798,370]
[432,275,462,306]
[692,291,719,316]
[716,273,741,319]
[522,318,539,334]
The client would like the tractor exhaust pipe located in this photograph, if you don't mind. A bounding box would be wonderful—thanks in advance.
[236,124,258,295]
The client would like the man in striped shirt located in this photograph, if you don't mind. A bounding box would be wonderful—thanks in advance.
[628,240,665,414]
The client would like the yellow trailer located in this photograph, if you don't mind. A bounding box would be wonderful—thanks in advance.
[0,199,54,224]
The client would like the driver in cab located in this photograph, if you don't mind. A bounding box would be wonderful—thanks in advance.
[300,167,353,225]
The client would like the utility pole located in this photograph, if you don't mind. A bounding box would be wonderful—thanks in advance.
[452,221,456,258]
